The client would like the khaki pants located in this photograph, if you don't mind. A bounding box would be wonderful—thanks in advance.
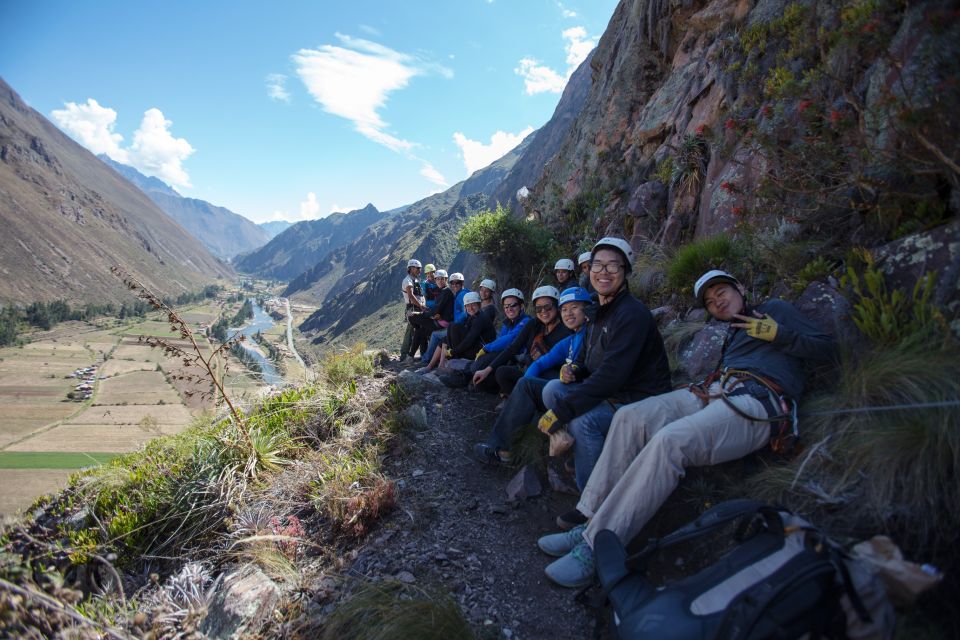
[579,385,770,547]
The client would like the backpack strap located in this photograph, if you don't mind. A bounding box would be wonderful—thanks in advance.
[627,499,782,570]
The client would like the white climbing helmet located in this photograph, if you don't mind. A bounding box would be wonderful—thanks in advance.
[531,285,560,303]
[480,278,497,291]
[693,270,741,305]
[578,251,593,266]
[554,258,575,272]
[462,291,481,306]
[591,237,634,273]
[448,272,465,283]
[500,288,525,303]
[435,269,449,279]
[407,259,422,269]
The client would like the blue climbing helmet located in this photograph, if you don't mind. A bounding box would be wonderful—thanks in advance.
[559,287,592,307]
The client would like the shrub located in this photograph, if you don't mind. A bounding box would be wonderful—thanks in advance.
[321,343,374,387]
[665,235,746,294]
[309,444,395,539]
[458,204,556,294]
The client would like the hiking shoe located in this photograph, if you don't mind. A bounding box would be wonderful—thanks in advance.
[537,524,586,557]
[472,443,513,466]
[556,508,588,531]
[544,541,595,588]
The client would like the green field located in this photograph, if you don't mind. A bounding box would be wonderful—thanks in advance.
[0,451,117,469]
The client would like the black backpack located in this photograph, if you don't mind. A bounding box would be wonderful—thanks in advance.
[592,499,872,640]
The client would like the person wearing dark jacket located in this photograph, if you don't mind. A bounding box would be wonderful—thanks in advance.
[410,269,453,357]
[537,269,837,589]
[471,285,570,396]
[419,292,494,371]
[536,238,672,504]
[554,258,578,292]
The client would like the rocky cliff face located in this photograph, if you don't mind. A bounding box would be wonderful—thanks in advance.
[527,0,958,259]
[234,204,384,281]
[101,157,271,260]
[0,78,233,304]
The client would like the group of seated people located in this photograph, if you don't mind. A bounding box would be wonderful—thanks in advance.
[401,237,836,589]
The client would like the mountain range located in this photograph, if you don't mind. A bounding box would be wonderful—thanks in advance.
[0,77,233,305]
[100,157,271,261]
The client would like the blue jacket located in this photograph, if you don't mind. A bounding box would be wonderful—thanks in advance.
[524,326,586,379]
[424,279,440,311]
[453,288,471,324]
[483,313,530,352]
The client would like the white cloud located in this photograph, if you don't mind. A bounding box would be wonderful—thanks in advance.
[294,33,452,153]
[453,126,534,175]
[558,2,578,18]
[299,192,321,219]
[51,99,129,163]
[358,24,381,37]
[515,26,598,95]
[127,109,195,188]
[328,203,362,215]
[419,162,448,186]
[266,73,291,102]
[52,100,195,188]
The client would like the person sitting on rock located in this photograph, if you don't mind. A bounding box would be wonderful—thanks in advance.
[472,286,592,466]
[409,269,453,359]
[419,291,495,372]
[536,237,672,527]
[554,258,577,292]
[439,288,529,388]
[470,285,570,397]
[577,251,595,294]
[421,272,469,365]
[423,264,440,312]
[400,259,427,361]
[478,278,499,324]
[536,269,837,589]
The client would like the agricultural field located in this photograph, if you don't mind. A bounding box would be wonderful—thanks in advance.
[0,295,288,515]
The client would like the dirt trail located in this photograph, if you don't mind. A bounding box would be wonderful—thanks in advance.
[360,361,595,639]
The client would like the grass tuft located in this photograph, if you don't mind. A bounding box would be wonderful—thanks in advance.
[320,580,473,640]
[321,343,375,387]
[666,235,745,295]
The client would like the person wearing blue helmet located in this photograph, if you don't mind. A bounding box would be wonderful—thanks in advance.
[472,286,591,466]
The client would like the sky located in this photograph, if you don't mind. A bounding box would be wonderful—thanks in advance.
[0,0,619,223]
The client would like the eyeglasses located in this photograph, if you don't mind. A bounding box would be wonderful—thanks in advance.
[590,262,624,274]
[503,302,521,310]
[534,304,555,314]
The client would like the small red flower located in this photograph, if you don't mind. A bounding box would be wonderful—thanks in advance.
[695,124,707,135]
[829,109,843,123]
[724,118,737,130]
[861,20,879,33]
[798,100,813,113]
[731,206,745,216]
[720,181,735,193]
[761,105,773,117]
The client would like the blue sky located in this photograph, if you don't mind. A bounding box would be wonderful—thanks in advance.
[1,0,618,223]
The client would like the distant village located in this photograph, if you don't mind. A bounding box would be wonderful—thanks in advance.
[66,364,102,401]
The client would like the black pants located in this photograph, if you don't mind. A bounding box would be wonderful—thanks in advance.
[495,365,523,396]
[408,312,439,358]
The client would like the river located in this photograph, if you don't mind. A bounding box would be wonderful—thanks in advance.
[231,298,282,385]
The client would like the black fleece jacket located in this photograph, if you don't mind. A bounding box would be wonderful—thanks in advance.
[552,287,672,423]
[450,311,497,359]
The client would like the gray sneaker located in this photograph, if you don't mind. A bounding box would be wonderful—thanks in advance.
[537,524,586,557]
[544,541,595,588]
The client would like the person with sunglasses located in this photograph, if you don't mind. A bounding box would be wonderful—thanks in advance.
[470,285,571,396]
[472,286,592,466]
[419,272,470,367]
[536,237,672,527]
[418,291,496,373]
[439,288,530,388]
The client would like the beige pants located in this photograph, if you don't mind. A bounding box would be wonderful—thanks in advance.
[579,385,770,547]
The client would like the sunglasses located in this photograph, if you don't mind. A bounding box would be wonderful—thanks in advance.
[534,304,556,314]
[502,302,521,310]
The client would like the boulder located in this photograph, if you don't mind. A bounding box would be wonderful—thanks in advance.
[677,320,728,382]
[200,565,280,639]
[794,282,861,347]
[505,465,542,501]
[396,369,428,397]
[401,404,429,431]
[627,181,668,219]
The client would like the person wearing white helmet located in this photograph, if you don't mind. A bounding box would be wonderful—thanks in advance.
[577,251,595,293]
[418,291,496,374]
[554,258,577,292]
[468,284,570,396]
[535,236,672,521]
[537,269,836,589]
[400,259,427,361]
[478,278,498,323]
[408,269,455,359]
[419,272,472,366]
[473,286,592,467]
